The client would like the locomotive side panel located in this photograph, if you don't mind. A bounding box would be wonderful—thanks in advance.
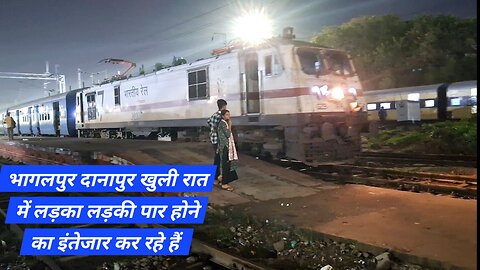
[77,53,243,132]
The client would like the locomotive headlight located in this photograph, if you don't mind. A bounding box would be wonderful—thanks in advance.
[311,85,328,96]
[319,85,328,96]
[311,86,321,95]
[331,87,345,100]
[348,87,357,96]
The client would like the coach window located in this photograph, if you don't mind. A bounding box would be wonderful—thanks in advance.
[114,86,121,106]
[471,87,477,96]
[466,96,477,106]
[407,93,420,102]
[450,97,462,106]
[424,99,435,108]
[188,68,208,100]
[380,102,391,110]
[367,103,377,111]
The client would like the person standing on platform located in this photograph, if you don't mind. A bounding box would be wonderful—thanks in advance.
[378,106,387,124]
[217,109,238,191]
[3,112,16,141]
[207,99,227,183]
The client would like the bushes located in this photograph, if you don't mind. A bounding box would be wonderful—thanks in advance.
[367,120,477,155]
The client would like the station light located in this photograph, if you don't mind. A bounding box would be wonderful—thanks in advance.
[233,9,273,46]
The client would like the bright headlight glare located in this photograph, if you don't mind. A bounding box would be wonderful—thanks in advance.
[311,86,320,95]
[319,85,328,96]
[331,87,344,100]
[348,87,357,96]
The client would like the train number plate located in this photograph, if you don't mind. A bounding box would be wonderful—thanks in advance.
[317,103,327,110]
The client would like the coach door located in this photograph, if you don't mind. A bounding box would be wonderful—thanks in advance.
[53,101,60,136]
[86,93,97,120]
[245,52,260,114]
[27,107,33,134]
[34,105,40,135]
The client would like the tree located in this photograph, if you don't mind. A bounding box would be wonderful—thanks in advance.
[155,63,165,71]
[312,15,477,90]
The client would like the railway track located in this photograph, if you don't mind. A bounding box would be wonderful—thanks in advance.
[276,159,477,199]
[357,151,477,167]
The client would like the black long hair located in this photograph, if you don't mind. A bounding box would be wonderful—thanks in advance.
[220,109,229,117]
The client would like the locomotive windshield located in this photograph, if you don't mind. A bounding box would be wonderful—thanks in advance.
[297,48,353,76]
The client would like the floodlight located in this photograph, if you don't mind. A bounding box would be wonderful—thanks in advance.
[233,9,273,45]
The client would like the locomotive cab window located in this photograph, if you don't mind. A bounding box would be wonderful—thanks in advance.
[323,51,353,76]
[188,68,209,100]
[114,86,121,106]
[297,48,325,75]
[264,55,281,77]
[265,55,272,76]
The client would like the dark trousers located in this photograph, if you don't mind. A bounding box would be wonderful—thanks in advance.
[212,144,220,179]
[219,145,238,185]
[7,128,14,140]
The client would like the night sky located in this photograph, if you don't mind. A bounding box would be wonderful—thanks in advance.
[0,0,476,107]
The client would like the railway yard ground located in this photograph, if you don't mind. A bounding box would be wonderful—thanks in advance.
[0,136,477,270]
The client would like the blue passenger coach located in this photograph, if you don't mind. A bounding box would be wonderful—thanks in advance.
[0,90,79,137]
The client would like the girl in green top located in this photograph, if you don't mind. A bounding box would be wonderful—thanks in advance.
[217,109,238,191]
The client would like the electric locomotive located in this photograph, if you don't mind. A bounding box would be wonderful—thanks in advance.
[3,28,368,163]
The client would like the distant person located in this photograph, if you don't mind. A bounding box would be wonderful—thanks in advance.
[217,109,238,191]
[207,99,227,182]
[378,106,387,123]
[3,112,16,141]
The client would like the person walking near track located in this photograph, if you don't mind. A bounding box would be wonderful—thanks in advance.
[3,112,16,141]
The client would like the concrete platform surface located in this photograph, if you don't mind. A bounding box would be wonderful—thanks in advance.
[0,137,477,269]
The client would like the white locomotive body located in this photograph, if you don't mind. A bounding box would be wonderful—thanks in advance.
[75,36,367,162]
